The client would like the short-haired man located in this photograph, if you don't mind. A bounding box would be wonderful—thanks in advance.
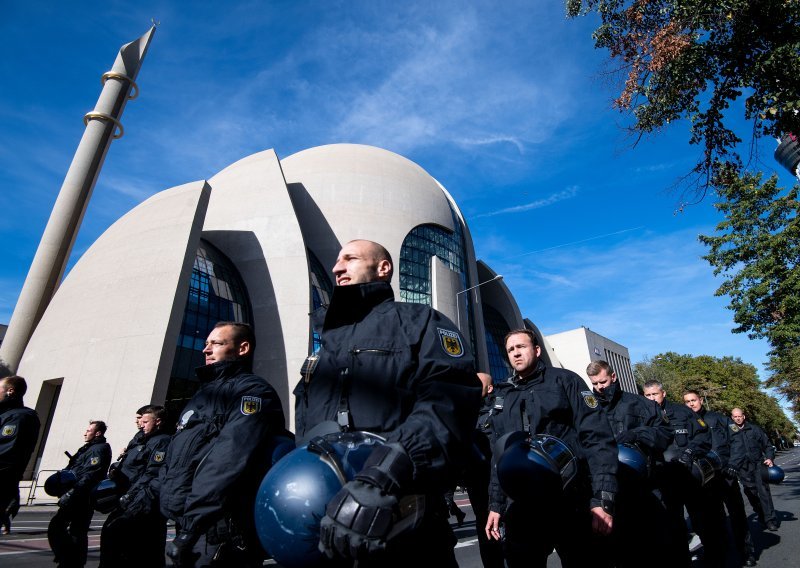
[48,420,112,568]
[0,375,41,534]
[485,330,617,567]
[684,391,755,566]
[99,405,171,567]
[587,361,672,568]
[160,321,286,567]
[730,407,779,532]
[643,381,711,567]
[297,240,481,566]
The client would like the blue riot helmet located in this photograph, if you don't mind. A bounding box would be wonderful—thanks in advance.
[254,431,390,567]
[265,432,296,466]
[92,479,121,513]
[705,450,723,472]
[617,443,649,481]
[44,470,77,497]
[689,454,716,486]
[762,464,785,484]
[496,433,578,502]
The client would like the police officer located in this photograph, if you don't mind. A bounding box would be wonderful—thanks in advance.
[643,381,711,567]
[484,330,617,568]
[684,392,756,567]
[464,372,505,568]
[48,420,112,568]
[115,405,150,462]
[159,321,286,567]
[296,239,481,567]
[0,375,41,534]
[99,405,170,567]
[588,361,672,568]
[730,407,779,532]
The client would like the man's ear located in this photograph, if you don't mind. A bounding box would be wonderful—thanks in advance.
[238,340,252,357]
[377,259,392,280]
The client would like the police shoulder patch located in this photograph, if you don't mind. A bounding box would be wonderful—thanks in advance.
[1,424,16,437]
[581,391,598,409]
[241,396,262,415]
[152,451,165,463]
[437,328,464,358]
[90,456,100,466]
[730,424,740,433]
[697,418,707,428]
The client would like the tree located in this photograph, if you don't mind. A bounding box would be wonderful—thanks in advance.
[698,169,800,419]
[566,0,800,199]
[634,352,795,436]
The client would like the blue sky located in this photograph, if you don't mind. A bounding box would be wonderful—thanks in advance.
[1,1,796,398]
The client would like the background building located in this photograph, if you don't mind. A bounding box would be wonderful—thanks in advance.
[546,326,636,392]
[10,144,543,481]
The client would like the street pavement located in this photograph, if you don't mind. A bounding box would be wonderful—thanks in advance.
[2,447,797,567]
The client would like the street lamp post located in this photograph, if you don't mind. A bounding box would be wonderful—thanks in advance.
[456,274,503,331]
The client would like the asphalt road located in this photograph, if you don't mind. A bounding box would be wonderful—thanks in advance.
[2,447,797,567]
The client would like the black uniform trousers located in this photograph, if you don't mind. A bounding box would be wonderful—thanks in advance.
[48,499,95,568]
[683,476,727,568]
[655,463,694,568]
[739,461,776,525]
[99,507,166,567]
[465,462,504,568]
[718,475,755,562]
[501,483,603,568]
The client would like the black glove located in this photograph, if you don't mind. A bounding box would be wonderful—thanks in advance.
[166,531,200,567]
[118,493,131,511]
[318,443,414,561]
[616,431,637,445]
[678,448,694,468]
[723,467,739,480]
[590,490,615,516]
[58,489,74,509]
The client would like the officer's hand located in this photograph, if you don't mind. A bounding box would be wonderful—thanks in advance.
[616,431,637,445]
[590,506,614,536]
[58,489,74,509]
[723,467,739,480]
[678,448,694,468]
[485,511,502,541]
[118,493,132,511]
[764,458,774,467]
[319,479,397,560]
[166,531,200,567]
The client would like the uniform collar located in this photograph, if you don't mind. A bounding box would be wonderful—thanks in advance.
[510,359,546,386]
[195,358,252,382]
[594,380,620,405]
[323,281,394,329]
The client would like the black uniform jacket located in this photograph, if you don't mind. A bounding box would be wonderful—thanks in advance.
[595,381,672,455]
[159,358,285,535]
[731,421,775,468]
[488,360,618,513]
[294,281,481,492]
[68,436,112,496]
[0,399,40,481]
[116,429,170,515]
[659,400,712,457]
[696,408,732,467]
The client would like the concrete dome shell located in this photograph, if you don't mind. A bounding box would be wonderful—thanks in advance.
[280,144,457,279]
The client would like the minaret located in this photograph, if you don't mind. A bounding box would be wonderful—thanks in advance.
[0,26,156,372]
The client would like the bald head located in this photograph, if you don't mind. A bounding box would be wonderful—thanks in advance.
[333,240,394,285]
[477,372,494,397]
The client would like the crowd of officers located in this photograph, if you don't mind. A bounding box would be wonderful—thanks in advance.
[0,239,788,568]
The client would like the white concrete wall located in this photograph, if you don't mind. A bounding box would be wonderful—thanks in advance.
[17,181,210,474]
[205,149,309,429]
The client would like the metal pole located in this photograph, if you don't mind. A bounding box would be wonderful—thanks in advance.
[0,26,156,372]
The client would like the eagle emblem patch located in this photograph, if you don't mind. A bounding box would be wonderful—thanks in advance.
[438,328,464,358]
[581,391,598,409]
[241,396,262,415]
[730,424,740,433]
[152,451,165,463]
[697,419,707,428]
[90,457,100,466]
[1,425,16,436]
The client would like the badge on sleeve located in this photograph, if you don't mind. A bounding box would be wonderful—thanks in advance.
[241,396,262,415]
[697,418,707,428]
[90,457,100,466]
[730,424,740,433]
[152,451,165,463]
[437,328,464,358]
[581,391,598,409]
[2,425,16,436]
